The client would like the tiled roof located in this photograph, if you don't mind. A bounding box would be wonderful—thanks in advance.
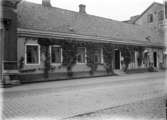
[16,1,164,46]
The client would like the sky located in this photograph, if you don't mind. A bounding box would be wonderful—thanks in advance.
[25,0,163,21]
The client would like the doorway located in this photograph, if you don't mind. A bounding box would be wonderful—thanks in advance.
[153,52,157,67]
[114,50,120,69]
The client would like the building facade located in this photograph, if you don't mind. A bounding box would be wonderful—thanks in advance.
[1,0,166,84]
[132,2,167,70]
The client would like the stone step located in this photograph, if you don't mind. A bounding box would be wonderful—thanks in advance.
[114,70,126,76]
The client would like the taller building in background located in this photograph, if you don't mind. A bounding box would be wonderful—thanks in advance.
[165,0,167,43]
[125,1,167,65]
[165,0,167,19]
[126,2,164,30]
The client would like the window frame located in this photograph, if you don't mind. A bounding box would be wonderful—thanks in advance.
[94,48,104,64]
[101,48,104,64]
[25,43,40,65]
[76,47,87,64]
[158,10,164,21]
[49,45,63,65]
[147,14,153,23]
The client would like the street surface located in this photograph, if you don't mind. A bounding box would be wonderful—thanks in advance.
[66,96,166,120]
[1,71,166,120]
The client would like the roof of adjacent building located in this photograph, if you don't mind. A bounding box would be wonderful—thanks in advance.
[16,1,165,47]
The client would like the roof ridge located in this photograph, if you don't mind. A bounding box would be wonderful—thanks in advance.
[20,0,79,15]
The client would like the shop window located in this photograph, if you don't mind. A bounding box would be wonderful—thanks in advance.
[147,14,153,23]
[77,47,86,64]
[50,46,62,64]
[25,44,40,65]
[94,48,103,64]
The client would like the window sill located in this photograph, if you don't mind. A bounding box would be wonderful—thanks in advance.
[25,63,40,65]
[51,63,62,66]
[76,63,87,65]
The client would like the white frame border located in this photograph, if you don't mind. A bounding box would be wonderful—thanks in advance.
[25,43,40,65]
[114,49,121,70]
[76,47,87,64]
[49,45,63,65]
[101,48,104,64]
[94,48,104,64]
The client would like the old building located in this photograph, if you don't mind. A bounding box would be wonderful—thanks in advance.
[1,0,166,84]
[128,2,167,70]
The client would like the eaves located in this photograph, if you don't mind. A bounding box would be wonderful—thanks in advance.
[17,28,165,48]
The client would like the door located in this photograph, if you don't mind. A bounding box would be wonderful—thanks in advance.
[114,50,120,69]
[153,52,157,67]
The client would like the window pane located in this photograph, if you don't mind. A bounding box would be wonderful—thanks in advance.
[51,47,62,64]
[147,14,153,23]
[94,49,101,63]
[158,11,164,21]
[26,45,39,64]
[77,48,86,63]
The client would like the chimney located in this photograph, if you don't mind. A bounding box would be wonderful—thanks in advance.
[79,4,86,13]
[42,0,51,7]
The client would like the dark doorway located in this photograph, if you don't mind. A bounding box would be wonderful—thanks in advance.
[153,52,157,67]
[115,50,120,69]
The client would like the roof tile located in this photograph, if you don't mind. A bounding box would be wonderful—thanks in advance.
[17,1,164,45]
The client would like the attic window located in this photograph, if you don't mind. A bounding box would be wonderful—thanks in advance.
[147,14,153,23]
[158,10,164,21]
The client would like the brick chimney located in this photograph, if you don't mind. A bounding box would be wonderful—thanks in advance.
[42,0,51,7]
[79,4,86,13]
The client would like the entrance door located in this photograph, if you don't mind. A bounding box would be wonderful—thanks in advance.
[153,52,157,67]
[114,50,120,69]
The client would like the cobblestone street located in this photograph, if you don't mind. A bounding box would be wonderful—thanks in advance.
[66,97,166,120]
[1,72,166,120]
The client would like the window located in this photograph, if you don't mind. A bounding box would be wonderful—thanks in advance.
[77,47,86,64]
[50,46,62,64]
[147,14,153,23]
[94,48,103,64]
[25,44,40,65]
[158,10,164,21]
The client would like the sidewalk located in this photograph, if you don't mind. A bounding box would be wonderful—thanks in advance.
[3,71,166,93]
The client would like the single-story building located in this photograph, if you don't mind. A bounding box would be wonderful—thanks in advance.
[1,0,166,84]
